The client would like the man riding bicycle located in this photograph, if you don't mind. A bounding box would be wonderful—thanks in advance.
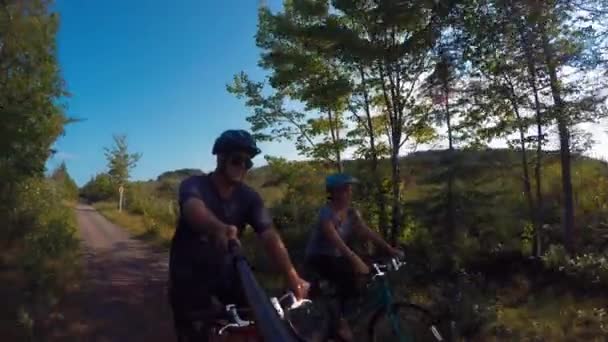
[168,129,309,341]
[305,173,402,341]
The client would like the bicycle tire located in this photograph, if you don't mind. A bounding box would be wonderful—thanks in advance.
[284,299,332,342]
[367,302,445,342]
[209,325,263,342]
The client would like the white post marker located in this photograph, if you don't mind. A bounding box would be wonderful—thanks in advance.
[118,185,124,212]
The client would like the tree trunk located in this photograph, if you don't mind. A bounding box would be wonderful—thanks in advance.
[360,67,389,238]
[509,93,536,252]
[540,27,576,254]
[327,108,343,172]
[444,81,455,248]
[517,16,545,257]
[377,61,402,245]
[390,145,401,245]
[534,111,544,256]
[517,125,535,248]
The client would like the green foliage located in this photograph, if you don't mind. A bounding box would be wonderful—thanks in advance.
[0,2,79,338]
[544,250,608,287]
[49,161,79,200]
[0,0,69,187]
[521,222,534,256]
[542,244,569,270]
[264,156,325,232]
[80,172,114,202]
[124,182,177,232]
[228,72,346,170]
[103,134,142,187]
[4,178,80,339]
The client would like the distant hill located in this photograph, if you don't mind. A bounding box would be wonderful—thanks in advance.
[132,148,607,207]
[156,168,203,182]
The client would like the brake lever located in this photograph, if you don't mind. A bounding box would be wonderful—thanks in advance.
[226,305,253,326]
[218,305,252,335]
[372,263,385,279]
[392,258,405,271]
[218,323,240,335]
[279,292,312,311]
[288,293,312,310]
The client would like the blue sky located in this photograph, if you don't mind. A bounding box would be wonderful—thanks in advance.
[47,1,608,186]
[48,0,298,185]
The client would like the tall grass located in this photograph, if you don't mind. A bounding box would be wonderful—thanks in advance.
[82,151,608,339]
[1,178,81,340]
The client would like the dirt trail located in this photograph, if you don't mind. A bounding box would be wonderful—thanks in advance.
[43,204,174,342]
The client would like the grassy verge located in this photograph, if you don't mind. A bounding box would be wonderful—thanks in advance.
[93,201,174,249]
[475,287,608,340]
[0,203,81,340]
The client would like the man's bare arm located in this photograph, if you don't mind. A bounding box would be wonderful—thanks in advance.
[182,197,232,238]
[259,229,299,280]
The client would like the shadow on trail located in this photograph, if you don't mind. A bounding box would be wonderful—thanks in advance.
[42,238,173,342]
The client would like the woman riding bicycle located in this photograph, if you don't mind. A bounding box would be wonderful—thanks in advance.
[304,173,402,341]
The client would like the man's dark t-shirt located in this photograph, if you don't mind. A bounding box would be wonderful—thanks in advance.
[168,174,273,311]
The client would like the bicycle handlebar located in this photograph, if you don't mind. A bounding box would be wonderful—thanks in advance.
[371,256,406,279]
[217,290,313,335]
[222,239,301,341]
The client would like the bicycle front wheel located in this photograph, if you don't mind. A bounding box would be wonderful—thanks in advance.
[284,299,331,342]
[367,302,445,342]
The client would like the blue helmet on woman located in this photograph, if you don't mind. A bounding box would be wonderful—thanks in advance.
[212,129,261,157]
[325,173,358,193]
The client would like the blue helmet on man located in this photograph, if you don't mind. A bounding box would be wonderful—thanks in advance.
[212,129,261,157]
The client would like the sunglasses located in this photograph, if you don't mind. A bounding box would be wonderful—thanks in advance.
[228,154,253,170]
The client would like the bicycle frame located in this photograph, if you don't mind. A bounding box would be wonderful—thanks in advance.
[228,240,298,342]
[341,265,414,342]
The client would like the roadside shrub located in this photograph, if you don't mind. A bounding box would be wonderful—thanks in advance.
[15,179,80,293]
[541,244,568,270]
[80,172,114,202]
[2,178,81,338]
[142,214,161,236]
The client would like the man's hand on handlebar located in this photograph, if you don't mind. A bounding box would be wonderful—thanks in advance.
[389,247,405,260]
[286,271,310,300]
[220,224,239,250]
[353,256,371,275]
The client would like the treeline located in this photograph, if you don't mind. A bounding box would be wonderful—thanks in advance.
[228,0,608,257]
[0,0,80,339]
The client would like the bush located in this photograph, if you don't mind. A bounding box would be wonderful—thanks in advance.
[2,178,80,338]
[541,245,608,289]
[561,254,608,285]
[80,173,115,202]
[142,214,161,236]
[541,244,568,270]
[14,178,80,292]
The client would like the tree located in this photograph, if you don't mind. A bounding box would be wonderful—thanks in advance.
[228,72,346,172]
[239,0,448,243]
[103,134,142,188]
[0,0,69,238]
[0,0,68,193]
[80,173,114,202]
[455,0,550,257]
[455,0,606,254]
[531,0,606,253]
[424,45,463,248]
[328,0,451,243]
[50,161,78,200]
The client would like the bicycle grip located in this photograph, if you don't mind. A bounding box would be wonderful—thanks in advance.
[227,239,240,254]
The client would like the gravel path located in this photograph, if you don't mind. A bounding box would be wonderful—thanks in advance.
[42,204,174,342]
